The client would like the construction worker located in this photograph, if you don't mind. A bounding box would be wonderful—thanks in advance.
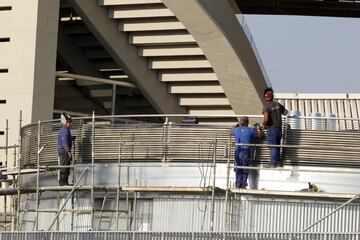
[57,112,73,186]
[262,87,288,167]
[231,117,261,188]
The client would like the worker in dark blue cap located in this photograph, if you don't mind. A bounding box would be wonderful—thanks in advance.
[231,117,261,188]
[57,112,73,186]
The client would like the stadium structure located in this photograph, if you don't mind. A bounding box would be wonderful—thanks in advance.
[0,0,359,239]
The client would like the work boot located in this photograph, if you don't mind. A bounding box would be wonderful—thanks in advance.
[263,163,276,168]
[59,180,72,186]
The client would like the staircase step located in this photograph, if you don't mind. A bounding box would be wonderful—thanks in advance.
[74,35,101,47]
[109,5,173,19]
[84,48,112,59]
[120,18,185,32]
[99,0,162,6]
[139,45,203,57]
[150,58,211,69]
[188,107,235,115]
[179,95,230,106]
[169,83,224,94]
[94,60,120,70]
[64,24,90,34]
[159,70,217,82]
[130,32,195,45]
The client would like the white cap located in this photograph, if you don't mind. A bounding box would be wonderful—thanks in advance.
[60,112,72,126]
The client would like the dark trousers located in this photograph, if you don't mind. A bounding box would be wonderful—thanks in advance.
[235,149,250,188]
[267,127,282,164]
[58,150,70,183]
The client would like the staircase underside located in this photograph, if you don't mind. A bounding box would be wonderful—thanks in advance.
[55,0,268,122]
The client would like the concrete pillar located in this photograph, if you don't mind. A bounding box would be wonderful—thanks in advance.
[0,0,59,165]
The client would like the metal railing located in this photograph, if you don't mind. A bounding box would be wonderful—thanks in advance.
[0,231,358,240]
[3,113,360,232]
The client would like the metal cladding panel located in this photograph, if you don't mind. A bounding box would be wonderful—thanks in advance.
[19,196,92,231]
[275,94,360,120]
[0,232,359,240]
[152,197,230,232]
[239,196,360,233]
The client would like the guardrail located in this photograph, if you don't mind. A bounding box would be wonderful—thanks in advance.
[20,114,360,168]
[0,231,358,240]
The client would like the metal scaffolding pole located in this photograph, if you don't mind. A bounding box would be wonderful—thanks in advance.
[47,166,90,230]
[116,134,122,230]
[210,138,217,232]
[112,85,117,116]
[16,145,20,231]
[224,137,232,231]
[4,119,8,230]
[126,166,130,231]
[96,192,107,230]
[11,146,17,231]
[91,111,95,230]
[302,194,360,232]
[5,119,8,168]
[34,120,41,231]
[16,111,22,231]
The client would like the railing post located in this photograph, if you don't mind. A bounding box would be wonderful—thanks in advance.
[210,137,217,232]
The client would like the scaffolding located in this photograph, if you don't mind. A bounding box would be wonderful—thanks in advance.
[0,113,360,232]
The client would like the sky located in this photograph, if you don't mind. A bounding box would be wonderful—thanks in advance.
[242,15,360,93]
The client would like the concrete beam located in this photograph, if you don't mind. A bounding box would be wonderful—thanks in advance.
[162,0,268,114]
[68,0,185,114]
[56,72,137,88]
[57,26,102,80]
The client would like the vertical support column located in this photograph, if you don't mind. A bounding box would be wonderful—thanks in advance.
[35,120,41,230]
[1,1,60,165]
[116,134,122,230]
[112,85,117,116]
[90,111,95,230]
[210,137,217,232]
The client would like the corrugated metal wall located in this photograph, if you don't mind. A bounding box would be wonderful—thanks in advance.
[238,196,360,233]
[152,197,231,232]
[19,193,360,233]
[0,231,358,240]
[276,93,360,119]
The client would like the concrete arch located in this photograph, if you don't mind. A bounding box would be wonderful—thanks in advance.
[162,0,268,114]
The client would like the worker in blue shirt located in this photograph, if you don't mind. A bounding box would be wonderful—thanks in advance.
[231,117,261,188]
[57,112,73,186]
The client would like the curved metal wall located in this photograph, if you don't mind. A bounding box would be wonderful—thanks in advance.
[20,116,360,168]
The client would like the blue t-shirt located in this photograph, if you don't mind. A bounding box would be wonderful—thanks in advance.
[231,126,257,151]
[57,127,72,152]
